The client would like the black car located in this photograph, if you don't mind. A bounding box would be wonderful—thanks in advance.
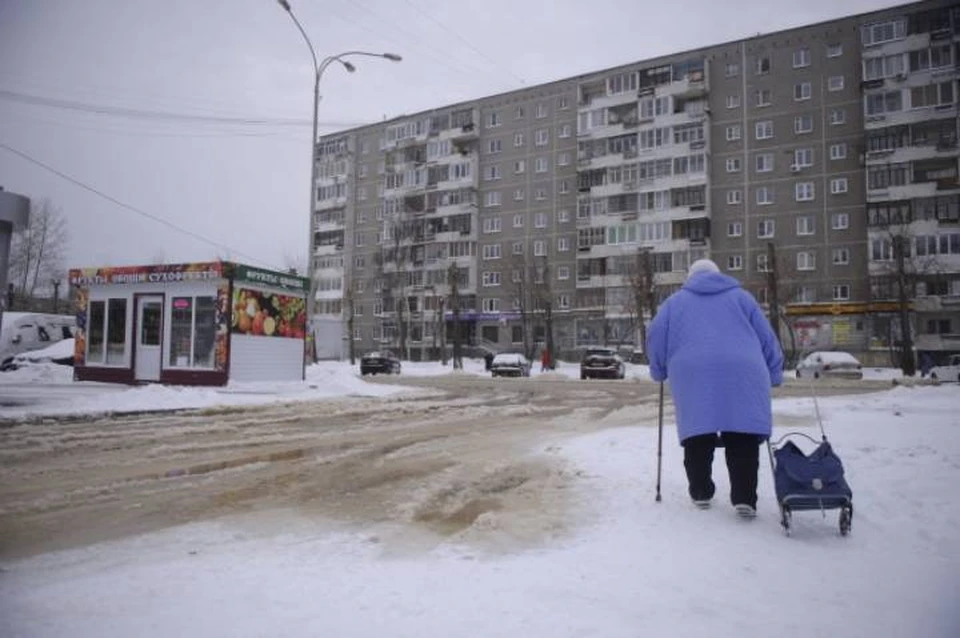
[580,347,626,380]
[360,351,402,375]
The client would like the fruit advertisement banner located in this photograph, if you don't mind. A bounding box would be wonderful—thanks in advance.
[232,287,306,339]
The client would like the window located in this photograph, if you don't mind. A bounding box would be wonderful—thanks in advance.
[828,76,844,92]
[797,251,816,271]
[486,111,501,127]
[861,19,906,47]
[865,90,903,116]
[514,188,524,201]
[170,296,215,368]
[794,148,813,168]
[482,298,500,313]
[831,177,848,194]
[535,188,547,201]
[833,248,850,265]
[833,285,850,301]
[726,125,742,141]
[727,255,743,270]
[755,121,773,139]
[535,129,549,146]
[910,82,955,109]
[727,189,742,205]
[725,62,739,77]
[726,95,740,109]
[557,266,570,280]
[863,54,906,81]
[831,213,850,230]
[794,83,811,101]
[512,240,523,254]
[484,191,501,207]
[795,182,815,201]
[757,219,775,238]
[535,157,548,173]
[482,217,501,233]
[756,186,773,205]
[533,240,546,256]
[514,132,524,147]
[481,271,501,287]
[535,212,547,228]
[829,108,846,125]
[755,153,774,173]
[756,56,770,75]
[827,44,843,58]
[359,164,368,178]
[910,45,954,72]
[536,103,548,118]
[487,139,502,153]
[514,159,526,174]
[793,48,811,68]
[795,286,815,303]
[726,158,741,173]
[482,244,502,260]
[558,124,572,138]
[485,165,501,181]
[558,237,571,252]
[558,152,571,166]
[559,96,570,109]
[830,143,847,160]
[794,115,813,134]
[796,216,815,235]
[557,209,570,223]
[727,222,743,237]
[85,298,127,365]
[515,105,525,119]
[755,89,772,107]
[756,253,770,273]
[559,180,570,194]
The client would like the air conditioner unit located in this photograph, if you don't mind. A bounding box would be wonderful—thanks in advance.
[791,165,802,172]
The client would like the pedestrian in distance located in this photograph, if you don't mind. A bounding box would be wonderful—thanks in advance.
[541,347,551,373]
[646,259,784,518]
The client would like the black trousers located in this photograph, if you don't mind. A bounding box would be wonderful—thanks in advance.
[682,432,762,508]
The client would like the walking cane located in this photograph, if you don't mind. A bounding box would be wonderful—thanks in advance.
[655,381,664,502]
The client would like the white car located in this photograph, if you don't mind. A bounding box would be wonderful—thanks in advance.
[927,355,960,384]
[795,351,863,380]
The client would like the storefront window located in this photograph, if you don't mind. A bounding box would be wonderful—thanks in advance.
[169,295,217,368]
[88,300,105,362]
[106,299,127,364]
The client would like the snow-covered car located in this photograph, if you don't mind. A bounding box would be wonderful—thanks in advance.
[360,351,401,375]
[927,355,960,383]
[580,347,626,380]
[1,312,75,364]
[490,353,531,378]
[795,351,863,380]
[1,337,76,371]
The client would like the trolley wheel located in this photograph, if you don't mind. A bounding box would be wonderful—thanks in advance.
[780,507,792,536]
[839,507,852,536]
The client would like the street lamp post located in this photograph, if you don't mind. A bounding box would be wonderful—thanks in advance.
[276,0,401,361]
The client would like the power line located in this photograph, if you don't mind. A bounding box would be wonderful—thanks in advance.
[0,141,284,270]
[399,0,526,86]
[0,88,367,129]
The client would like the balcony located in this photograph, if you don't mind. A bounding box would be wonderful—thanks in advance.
[316,195,348,211]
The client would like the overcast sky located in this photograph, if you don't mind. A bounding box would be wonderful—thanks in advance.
[0,0,903,274]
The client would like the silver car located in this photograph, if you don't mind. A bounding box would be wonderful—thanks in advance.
[795,351,863,380]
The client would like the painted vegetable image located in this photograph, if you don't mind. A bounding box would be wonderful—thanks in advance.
[231,288,306,339]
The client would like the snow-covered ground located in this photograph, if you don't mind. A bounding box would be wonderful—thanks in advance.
[0,357,650,420]
[1,383,958,637]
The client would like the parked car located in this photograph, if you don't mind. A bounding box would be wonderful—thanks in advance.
[1,312,76,365]
[927,355,960,383]
[490,353,531,378]
[1,338,76,371]
[795,351,863,380]
[360,351,401,376]
[580,347,626,380]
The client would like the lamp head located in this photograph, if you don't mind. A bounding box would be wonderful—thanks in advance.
[382,53,402,62]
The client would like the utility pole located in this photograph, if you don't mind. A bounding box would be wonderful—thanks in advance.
[766,242,782,345]
[448,261,462,369]
[345,283,356,365]
[51,279,61,314]
[893,235,916,376]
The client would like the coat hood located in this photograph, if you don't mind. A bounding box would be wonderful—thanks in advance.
[682,271,742,295]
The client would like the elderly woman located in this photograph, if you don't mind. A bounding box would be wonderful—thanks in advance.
[646,259,783,517]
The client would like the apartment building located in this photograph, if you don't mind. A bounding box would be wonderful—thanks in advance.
[310,0,959,364]
[860,2,960,365]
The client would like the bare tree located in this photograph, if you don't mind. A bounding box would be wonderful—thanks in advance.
[9,198,68,301]
[344,280,357,365]
[507,252,535,360]
[531,255,556,366]
[625,247,657,352]
[448,261,463,369]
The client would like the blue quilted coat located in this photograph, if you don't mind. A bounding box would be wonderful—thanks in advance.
[646,272,784,443]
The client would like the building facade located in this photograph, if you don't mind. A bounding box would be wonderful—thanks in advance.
[310,0,959,365]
